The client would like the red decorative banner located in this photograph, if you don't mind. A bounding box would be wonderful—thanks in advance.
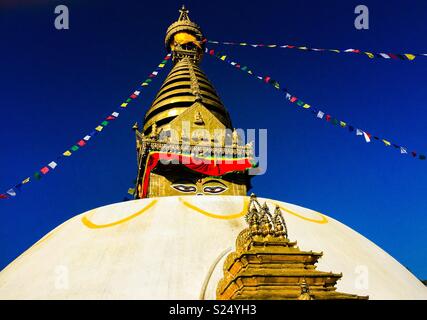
[139,152,255,198]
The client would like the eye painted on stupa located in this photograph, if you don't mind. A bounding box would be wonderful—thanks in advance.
[171,182,197,193]
[202,180,228,194]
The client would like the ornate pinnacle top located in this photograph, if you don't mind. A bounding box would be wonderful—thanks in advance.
[165,6,205,64]
[178,5,190,21]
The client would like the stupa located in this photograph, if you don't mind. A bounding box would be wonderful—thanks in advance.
[0,6,426,300]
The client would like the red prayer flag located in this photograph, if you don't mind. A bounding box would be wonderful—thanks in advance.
[388,53,398,60]
[411,151,417,157]
[209,49,215,55]
[0,194,8,199]
[290,97,297,103]
[325,115,331,121]
[164,55,171,60]
[264,76,271,83]
[130,94,137,99]
[106,116,115,120]
[77,140,86,147]
[40,167,49,175]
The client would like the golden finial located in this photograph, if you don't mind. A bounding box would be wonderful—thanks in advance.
[178,5,190,21]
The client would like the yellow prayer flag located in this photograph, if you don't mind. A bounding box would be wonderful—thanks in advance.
[220,55,226,61]
[95,126,103,132]
[121,103,128,107]
[302,104,311,109]
[340,121,346,127]
[141,82,149,86]
[330,49,340,53]
[404,54,416,61]
[158,63,165,68]
[365,52,375,59]
[382,139,391,146]
[63,150,72,156]
[127,188,135,195]
[22,177,30,184]
[239,43,247,46]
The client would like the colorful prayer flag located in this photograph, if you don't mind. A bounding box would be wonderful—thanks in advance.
[22,177,30,184]
[6,189,16,197]
[112,112,119,118]
[77,140,86,147]
[363,132,371,143]
[40,167,49,175]
[63,150,72,156]
[48,161,57,169]
[71,145,79,152]
[95,126,103,132]
[316,111,324,119]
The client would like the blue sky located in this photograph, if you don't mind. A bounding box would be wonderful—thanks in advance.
[0,0,426,279]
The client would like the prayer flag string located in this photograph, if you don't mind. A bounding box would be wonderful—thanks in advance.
[206,40,426,61]
[205,47,425,160]
[0,54,172,200]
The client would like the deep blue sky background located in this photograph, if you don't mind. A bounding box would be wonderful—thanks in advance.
[0,0,426,278]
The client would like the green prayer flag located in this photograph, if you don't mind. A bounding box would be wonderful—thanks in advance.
[126,98,132,103]
[145,79,152,83]
[297,100,304,106]
[34,172,42,180]
[332,119,339,125]
[71,145,79,151]
[101,121,109,126]
[161,60,168,64]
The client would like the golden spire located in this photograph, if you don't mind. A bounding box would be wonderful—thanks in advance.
[165,5,205,64]
[178,4,190,21]
[133,6,253,199]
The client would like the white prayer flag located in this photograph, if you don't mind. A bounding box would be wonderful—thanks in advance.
[48,161,57,169]
[363,131,371,143]
[400,147,407,154]
[316,111,324,119]
[7,189,16,197]
[111,112,119,118]
[83,135,91,141]
[379,53,391,59]
[356,129,363,136]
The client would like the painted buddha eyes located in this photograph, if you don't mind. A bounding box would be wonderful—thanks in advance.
[171,179,228,195]
[203,186,226,194]
[172,184,197,193]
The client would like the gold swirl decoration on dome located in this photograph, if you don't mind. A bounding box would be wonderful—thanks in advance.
[81,200,157,229]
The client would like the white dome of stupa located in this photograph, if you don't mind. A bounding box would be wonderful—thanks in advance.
[0,195,426,300]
